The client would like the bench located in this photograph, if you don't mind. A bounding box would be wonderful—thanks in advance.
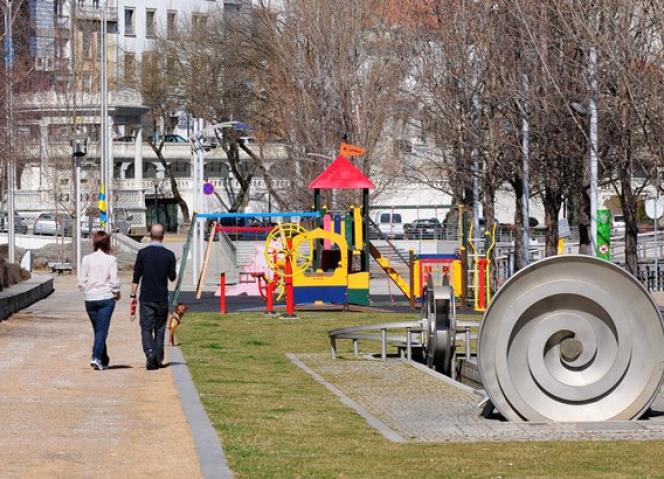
[49,262,72,275]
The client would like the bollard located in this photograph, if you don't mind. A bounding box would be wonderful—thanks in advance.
[219,273,226,315]
[381,328,387,360]
[406,327,412,361]
[465,327,471,360]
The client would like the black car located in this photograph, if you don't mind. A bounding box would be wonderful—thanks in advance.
[404,218,442,239]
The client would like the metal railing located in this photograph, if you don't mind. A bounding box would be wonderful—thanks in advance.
[329,321,424,361]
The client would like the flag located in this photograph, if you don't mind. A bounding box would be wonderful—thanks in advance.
[98,184,107,227]
[339,142,366,158]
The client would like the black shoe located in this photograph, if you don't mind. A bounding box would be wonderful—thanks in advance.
[146,351,159,370]
[102,355,110,368]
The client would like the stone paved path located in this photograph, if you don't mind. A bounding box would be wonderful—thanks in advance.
[295,353,664,442]
[0,274,203,478]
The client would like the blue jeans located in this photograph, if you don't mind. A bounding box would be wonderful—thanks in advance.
[85,298,115,363]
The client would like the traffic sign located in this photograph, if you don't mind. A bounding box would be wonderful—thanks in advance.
[203,183,215,195]
[645,198,664,219]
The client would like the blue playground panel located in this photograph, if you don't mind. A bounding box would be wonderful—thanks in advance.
[294,286,347,305]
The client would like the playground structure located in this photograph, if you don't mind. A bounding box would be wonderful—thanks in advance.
[178,146,500,314]
[330,255,664,423]
[467,223,497,312]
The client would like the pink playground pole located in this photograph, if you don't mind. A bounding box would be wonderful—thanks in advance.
[323,213,332,249]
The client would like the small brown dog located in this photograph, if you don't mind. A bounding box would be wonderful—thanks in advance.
[167,303,189,346]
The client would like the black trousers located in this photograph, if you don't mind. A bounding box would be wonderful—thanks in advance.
[139,301,169,362]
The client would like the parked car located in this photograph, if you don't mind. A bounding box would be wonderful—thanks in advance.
[147,134,188,144]
[612,215,626,236]
[114,136,136,143]
[113,208,133,235]
[80,215,102,237]
[81,209,133,236]
[0,211,28,234]
[33,213,72,236]
[404,218,442,239]
[374,212,405,239]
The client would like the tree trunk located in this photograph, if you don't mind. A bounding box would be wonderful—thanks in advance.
[543,190,561,257]
[482,180,497,291]
[512,178,527,270]
[149,142,190,227]
[620,97,638,275]
[621,170,639,275]
[577,187,591,255]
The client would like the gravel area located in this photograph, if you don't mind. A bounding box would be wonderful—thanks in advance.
[0,275,203,478]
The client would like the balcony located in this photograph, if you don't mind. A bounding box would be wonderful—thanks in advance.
[74,5,118,22]
[116,177,294,195]
[15,191,61,212]
[55,15,70,30]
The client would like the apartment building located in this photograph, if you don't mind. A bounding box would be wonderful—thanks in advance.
[14,0,264,232]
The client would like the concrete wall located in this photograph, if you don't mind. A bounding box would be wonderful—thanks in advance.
[0,275,54,321]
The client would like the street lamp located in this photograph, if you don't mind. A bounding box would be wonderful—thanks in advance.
[72,129,89,273]
[153,177,160,225]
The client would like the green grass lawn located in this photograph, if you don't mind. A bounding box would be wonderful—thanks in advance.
[179,312,664,478]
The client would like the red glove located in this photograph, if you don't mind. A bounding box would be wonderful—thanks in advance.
[130,298,137,321]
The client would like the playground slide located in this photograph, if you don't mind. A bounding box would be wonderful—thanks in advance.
[369,242,411,299]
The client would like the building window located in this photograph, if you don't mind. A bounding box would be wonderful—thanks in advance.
[83,72,92,93]
[124,52,135,86]
[82,32,92,60]
[205,161,228,179]
[124,7,135,36]
[146,9,156,38]
[167,10,177,38]
[169,160,192,178]
[192,13,208,30]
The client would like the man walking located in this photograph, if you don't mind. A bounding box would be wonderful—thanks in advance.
[130,224,177,370]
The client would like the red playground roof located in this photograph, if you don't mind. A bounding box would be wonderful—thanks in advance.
[308,155,376,190]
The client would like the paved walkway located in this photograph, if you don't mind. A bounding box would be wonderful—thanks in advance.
[0,274,210,478]
[294,353,664,442]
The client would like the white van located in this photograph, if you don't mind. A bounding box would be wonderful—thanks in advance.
[374,212,405,239]
[612,215,625,236]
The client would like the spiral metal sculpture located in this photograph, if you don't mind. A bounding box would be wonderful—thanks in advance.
[422,283,455,375]
[478,255,664,422]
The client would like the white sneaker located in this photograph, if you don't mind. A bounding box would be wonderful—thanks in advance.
[90,358,104,370]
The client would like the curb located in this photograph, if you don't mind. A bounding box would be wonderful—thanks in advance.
[170,346,234,479]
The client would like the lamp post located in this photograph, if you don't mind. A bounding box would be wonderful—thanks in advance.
[72,130,89,273]
[5,0,15,264]
[153,177,160,225]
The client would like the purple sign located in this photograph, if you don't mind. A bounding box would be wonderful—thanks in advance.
[203,183,215,195]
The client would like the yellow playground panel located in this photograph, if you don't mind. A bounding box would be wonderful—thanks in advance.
[411,255,463,301]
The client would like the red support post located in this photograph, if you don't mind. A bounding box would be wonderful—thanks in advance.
[219,273,226,315]
[477,259,487,310]
[284,238,296,317]
[266,281,274,314]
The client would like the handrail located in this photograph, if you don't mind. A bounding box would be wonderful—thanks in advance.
[367,217,409,266]
[329,320,424,360]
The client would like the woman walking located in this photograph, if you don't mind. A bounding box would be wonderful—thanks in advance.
[78,231,120,370]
